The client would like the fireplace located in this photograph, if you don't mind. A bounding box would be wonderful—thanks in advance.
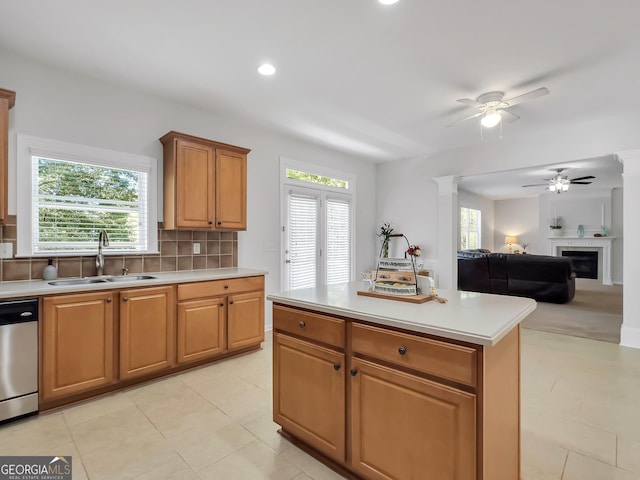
[562,251,598,279]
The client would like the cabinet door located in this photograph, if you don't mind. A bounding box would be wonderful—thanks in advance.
[350,358,476,480]
[177,297,226,364]
[0,89,15,223]
[227,290,264,350]
[273,333,345,462]
[120,286,176,380]
[176,139,215,228]
[215,148,246,230]
[41,292,115,401]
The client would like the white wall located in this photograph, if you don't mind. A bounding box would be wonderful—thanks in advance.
[0,48,377,329]
[458,189,495,251]
[494,197,539,254]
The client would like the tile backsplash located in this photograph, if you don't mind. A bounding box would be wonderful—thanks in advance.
[0,216,238,282]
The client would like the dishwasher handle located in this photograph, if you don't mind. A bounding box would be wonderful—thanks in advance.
[0,299,38,326]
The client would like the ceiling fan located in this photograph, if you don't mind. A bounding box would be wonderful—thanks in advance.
[447,87,550,128]
[522,168,595,193]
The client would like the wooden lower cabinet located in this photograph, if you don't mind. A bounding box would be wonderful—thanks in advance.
[177,297,226,364]
[350,358,476,480]
[120,285,176,379]
[227,290,264,350]
[41,292,115,401]
[273,333,346,462]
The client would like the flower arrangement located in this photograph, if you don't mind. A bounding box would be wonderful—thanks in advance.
[406,245,421,257]
[377,222,394,257]
[522,242,529,254]
[549,216,562,229]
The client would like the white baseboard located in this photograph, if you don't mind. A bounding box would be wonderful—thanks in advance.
[620,325,640,349]
[613,281,624,286]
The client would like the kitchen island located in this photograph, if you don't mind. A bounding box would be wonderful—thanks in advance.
[268,282,536,480]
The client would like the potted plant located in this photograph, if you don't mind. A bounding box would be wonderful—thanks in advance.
[377,222,394,258]
[549,216,562,236]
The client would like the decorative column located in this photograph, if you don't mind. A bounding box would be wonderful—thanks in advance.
[433,175,460,290]
[616,149,639,349]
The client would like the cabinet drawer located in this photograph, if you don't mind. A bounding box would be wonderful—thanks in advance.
[351,323,477,387]
[177,276,264,301]
[273,305,345,349]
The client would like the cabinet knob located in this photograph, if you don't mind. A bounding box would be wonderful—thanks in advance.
[224,285,229,289]
[333,363,341,371]
[350,368,358,376]
[398,346,407,355]
[229,300,234,305]
[122,296,129,302]
[217,221,222,225]
[106,298,112,303]
[208,221,213,225]
[219,303,224,307]
[298,321,306,328]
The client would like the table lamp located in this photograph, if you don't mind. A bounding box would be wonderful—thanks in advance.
[505,236,518,253]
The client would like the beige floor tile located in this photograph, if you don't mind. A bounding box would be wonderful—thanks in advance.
[69,405,157,455]
[213,384,272,424]
[198,440,301,480]
[169,422,256,471]
[132,454,199,480]
[520,430,567,480]
[0,412,72,455]
[278,446,347,480]
[62,391,137,427]
[32,441,88,480]
[181,369,258,404]
[243,411,293,453]
[617,436,640,474]
[80,430,175,480]
[534,413,617,465]
[563,451,639,480]
[292,474,314,480]
[126,376,202,412]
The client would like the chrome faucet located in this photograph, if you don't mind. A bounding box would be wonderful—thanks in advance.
[96,230,110,276]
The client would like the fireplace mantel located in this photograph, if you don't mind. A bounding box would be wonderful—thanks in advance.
[548,236,615,285]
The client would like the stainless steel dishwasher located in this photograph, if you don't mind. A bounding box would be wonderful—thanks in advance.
[0,298,38,423]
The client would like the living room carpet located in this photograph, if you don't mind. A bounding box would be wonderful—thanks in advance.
[520,278,623,343]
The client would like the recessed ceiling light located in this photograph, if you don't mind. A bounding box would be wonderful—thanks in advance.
[379,0,399,4]
[258,63,276,76]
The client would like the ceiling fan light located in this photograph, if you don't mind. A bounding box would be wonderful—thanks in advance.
[562,183,570,191]
[481,110,501,128]
[549,184,557,192]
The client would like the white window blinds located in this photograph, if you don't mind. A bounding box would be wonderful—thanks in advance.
[287,191,319,290]
[326,197,351,285]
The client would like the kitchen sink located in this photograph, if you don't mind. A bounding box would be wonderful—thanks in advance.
[105,275,156,282]
[48,275,156,286]
[48,278,108,286]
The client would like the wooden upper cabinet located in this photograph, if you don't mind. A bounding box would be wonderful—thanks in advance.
[160,131,249,230]
[41,291,116,401]
[0,88,16,224]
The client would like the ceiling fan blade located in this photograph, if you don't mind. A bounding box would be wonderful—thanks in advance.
[457,98,483,107]
[500,110,520,123]
[569,175,595,182]
[522,183,548,187]
[570,181,593,185]
[446,110,484,127]
[504,87,550,106]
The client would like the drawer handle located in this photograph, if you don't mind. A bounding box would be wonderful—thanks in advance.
[123,296,129,302]
[106,298,112,303]
[398,346,407,355]
[333,363,341,371]
[224,285,229,289]
[350,368,358,376]
[298,321,306,328]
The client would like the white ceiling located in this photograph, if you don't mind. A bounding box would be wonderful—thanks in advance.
[1,0,639,164]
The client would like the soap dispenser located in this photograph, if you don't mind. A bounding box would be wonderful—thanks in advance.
[42,258,58,280]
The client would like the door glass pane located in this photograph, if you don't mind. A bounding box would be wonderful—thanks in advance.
[326,198,351,284]
[287,192,318,290]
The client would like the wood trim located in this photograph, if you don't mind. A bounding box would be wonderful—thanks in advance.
[159,131,251,155]
[0,88,15,224]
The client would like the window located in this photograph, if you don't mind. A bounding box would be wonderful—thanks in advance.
[460,207,481,250]
[281,158,355,290]
[17,135,158,256]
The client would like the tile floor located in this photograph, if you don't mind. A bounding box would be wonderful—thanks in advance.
[1,329,640,479]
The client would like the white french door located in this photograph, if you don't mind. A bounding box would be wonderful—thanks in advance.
[283,185,353,290]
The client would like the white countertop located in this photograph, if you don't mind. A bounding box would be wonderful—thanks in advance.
[267,282,536,346]
[0,268,268,299]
